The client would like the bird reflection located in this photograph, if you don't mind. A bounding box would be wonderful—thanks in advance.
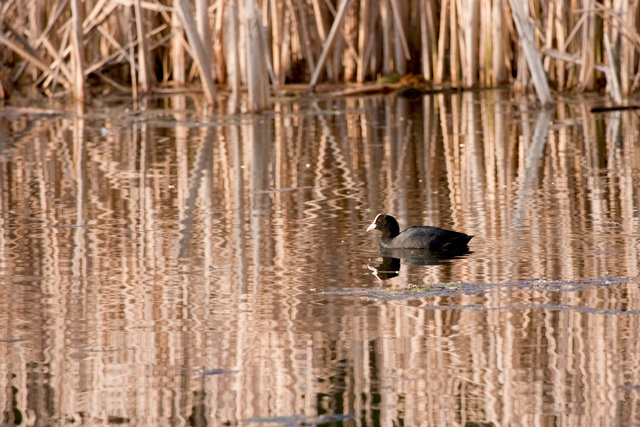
[368,247,472,281]
[367,256,401,280]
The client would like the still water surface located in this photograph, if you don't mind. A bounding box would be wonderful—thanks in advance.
[1,91,640,425]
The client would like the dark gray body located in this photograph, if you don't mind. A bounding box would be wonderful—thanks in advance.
[367,213,473,254]
[380,225,472,251]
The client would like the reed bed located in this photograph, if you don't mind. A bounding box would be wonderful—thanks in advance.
[1,0,640,109]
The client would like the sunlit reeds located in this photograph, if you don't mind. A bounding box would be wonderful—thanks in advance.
[2,1,640,108]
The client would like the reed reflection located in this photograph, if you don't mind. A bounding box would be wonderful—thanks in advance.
[0,92,639,425]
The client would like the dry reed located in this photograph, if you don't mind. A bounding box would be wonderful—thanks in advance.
[1,0,640,109]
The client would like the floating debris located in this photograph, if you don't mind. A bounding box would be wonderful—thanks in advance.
[243,413,354,425]
[202,368,237,376]
[0,338,25,343]
[322,276,638,304]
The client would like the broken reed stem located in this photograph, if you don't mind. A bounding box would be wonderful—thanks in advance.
[509,0,553,104]
[309,0,355,91]
[177,0,216,105]
[0,31,70,89]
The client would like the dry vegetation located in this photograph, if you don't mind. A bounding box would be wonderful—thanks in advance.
[1,0,639,109]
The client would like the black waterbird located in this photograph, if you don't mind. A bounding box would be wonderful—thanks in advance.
[366,213,473,254]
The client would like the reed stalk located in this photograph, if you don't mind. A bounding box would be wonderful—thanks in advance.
[578,0,596,91]
[449,0,460,84]
[134,0,152,93]
[244,0,269,110]
[463,0,478,87]
[421,0,436,81]
[212,0,225,84]
[70,0,85,101]
[419,0,430,80]
[618,0,631,94]
[357,0,371,82]
[380,0,392,75]
[124,5,138,101]
[342,4,362,81]
[287,0,315,77]
[602,33,622,103]
[172,0,186,84]
[553,0,567,89]
[434,0,449,83]
[389,0,409,74]
[196,0,212,71]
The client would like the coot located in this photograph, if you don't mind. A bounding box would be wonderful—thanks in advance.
[366,213,473,253]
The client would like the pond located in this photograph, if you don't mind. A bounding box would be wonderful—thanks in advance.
[0,90,639,425]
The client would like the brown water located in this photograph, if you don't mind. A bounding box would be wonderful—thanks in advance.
[1,91,639,426]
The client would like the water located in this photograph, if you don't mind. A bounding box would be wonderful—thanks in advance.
[0,90,639,425]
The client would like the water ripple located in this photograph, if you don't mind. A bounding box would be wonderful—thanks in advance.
[323,276,637,301]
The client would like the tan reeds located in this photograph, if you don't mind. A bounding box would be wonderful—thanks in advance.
[3,1,640,108]
[244,0,269,110]
[508,0,553,104]
[176,0,216,105]
[309,0,355,91]
[134,0,152,93]
[172,0,186,84]
[227,0,241,112]
[69,0,85,101]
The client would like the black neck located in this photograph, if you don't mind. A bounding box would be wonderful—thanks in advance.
[381,217,400,239]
